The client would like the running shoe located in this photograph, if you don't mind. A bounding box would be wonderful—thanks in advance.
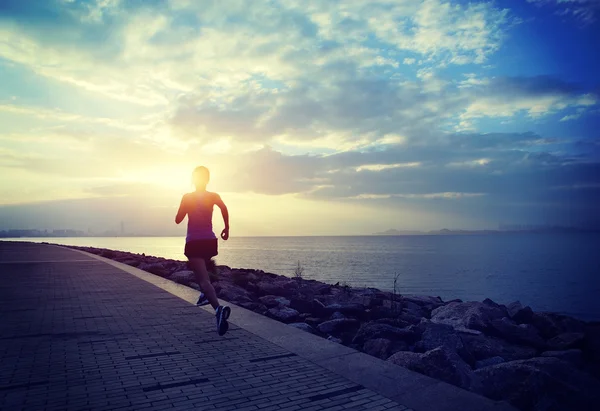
[196,292,210,307]
[215,305,231,336]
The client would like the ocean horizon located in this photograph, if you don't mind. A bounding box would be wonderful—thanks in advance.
[4,233,600,321]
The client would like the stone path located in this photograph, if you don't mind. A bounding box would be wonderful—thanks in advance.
[0,242,515,411]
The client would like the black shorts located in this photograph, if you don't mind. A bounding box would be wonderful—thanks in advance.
[184,238,218,259]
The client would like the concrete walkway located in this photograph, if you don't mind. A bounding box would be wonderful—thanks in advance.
[0,242,515,411]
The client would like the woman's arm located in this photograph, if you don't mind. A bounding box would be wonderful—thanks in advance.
[214,193,229,240]
[175,194,188,224]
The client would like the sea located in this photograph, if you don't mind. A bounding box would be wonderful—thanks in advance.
[3,234,600,321]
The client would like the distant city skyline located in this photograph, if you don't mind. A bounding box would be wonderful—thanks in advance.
[1,1,599,236]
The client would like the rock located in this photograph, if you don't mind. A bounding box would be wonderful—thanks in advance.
[430,301,507,332]
[403,295,445,308]
[399,311,424,325]
[419,320,469,360]
[419,320,462,349]
[327,336,342,344]
[490,317,547,350]
[530,312,585,339]
[388,347,482,393]
[256,280,296,297]
[304,317,323,328]
[475,357,600,411]
[482,298,504,308]
[267,307,299,323]
[139,262,170,277]
[288,323,318,335]
[317,319,360,336]
[506,301,534,324]
[367,306,396,320]
[311,299,327,317]
[541,349,582,367]
[547,332,585,351]
[324,303,365,317]
[298,313,312,320]
[352,322,417,345]
[386,350,423,369]
[237,302,268,314]
[258,295,291,308]
[188,282,201,290]
[363,338,394,360]
[330,311,346,320]
[373,318,412,329]
[460,333,537,362]
[215,282,254,303]
[583,323,600,379]
[289,297,313,314]
[401,300,430,318]
[475,356,505,370]
[169,270,196,284]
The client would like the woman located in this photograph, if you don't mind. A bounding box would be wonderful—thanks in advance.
[175,166,231,336]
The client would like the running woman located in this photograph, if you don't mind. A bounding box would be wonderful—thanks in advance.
[175,166,231,336]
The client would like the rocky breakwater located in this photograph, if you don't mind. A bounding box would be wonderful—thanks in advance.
[70,245,600,411]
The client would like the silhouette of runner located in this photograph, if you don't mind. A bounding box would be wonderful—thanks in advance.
[175,166,231,335]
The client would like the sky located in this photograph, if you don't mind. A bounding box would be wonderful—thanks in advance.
[0,0,599,236]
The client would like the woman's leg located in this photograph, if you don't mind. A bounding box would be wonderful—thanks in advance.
[188,258,220,310]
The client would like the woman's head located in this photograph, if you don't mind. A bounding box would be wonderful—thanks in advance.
[192,166,210,189]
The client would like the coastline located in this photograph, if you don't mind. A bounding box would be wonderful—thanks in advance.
[50,242,600,411]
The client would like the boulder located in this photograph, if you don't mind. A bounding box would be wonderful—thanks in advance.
[304,317,323,328]
[547,332,585,351]
[368,306,397,321]
[289,297,313,314]
[419,320,463,350]
[541,349,582,367]
[430,301,507,332]
[460,333,537,362]
[258,295,291,308]
[267,307,299,323]
[169,270,196,284]
[363,338,394,360]
[327,336,342,344]
[418,321,469,360]
[530,312,585,339]
[387,350,423,369]
[352,322,417,345]
[490,317,547,350]
[583,323,600,379]
[288,323,318,335]
[388,347,482,393]
[506,301,534,324]
[323,303,366,317]
[139,262,170,277]
[188,282,201,291]
[311,299,328,317]
[330,311,346,320]
[317,319,360,336]
[475,357,600,411]
[475,356,505,370]
[373,318,412,329]
[237,302,268,314]
[215,282,254,303]
[401,300,430,318]
[256,280,296,297]
[399,311,424,325]
[359,338,409,360]
[403,295,445,309]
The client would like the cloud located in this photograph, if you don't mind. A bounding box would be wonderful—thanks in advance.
[527,0,600,25]
[459,76,598,122]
